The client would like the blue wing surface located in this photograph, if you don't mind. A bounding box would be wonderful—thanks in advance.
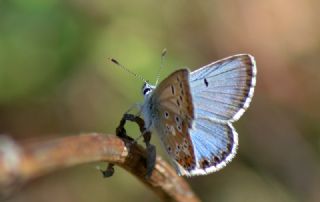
[190,54,256,122]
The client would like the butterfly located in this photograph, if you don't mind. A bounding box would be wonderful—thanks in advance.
[138,54,256,176]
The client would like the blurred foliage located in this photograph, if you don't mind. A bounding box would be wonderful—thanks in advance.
[1,0,320,202]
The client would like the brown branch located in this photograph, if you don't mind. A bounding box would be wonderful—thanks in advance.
[0,134,200,202]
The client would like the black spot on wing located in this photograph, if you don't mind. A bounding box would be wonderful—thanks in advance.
[204,78,209,87]
[171,85,175,94]
[176,99,180,106]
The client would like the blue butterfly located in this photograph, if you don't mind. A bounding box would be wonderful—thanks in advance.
[139,54,256,176]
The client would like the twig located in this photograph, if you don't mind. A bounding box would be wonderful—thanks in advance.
[0,133,200,202]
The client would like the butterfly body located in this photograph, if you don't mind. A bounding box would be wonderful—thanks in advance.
[140,54,256,176]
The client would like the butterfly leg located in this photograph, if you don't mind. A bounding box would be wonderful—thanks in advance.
[102,113,156,178]
[98,163,115,178]
[115,113,135,141]
[121,114,156,177]
[118,114,156,178]
[100,114,135,178]
[142,129,156,178]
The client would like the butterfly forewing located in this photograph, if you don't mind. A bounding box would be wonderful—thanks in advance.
[190,54,256,122]
[150,69,197,174]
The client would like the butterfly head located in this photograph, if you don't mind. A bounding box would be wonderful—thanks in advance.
[142,82,155,97]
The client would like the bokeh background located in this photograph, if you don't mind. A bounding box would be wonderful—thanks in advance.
[1,0,320,201]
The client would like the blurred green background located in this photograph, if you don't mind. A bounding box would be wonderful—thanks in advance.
[1,0,320,201]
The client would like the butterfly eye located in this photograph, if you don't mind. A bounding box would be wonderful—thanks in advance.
[143,87,151,95]
[142,83,155,95]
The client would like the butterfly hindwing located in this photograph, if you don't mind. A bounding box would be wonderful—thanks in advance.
[190,54,256,122]
[150,69,197,175]
[188,118,238,175]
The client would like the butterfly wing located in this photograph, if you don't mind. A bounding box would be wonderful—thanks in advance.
[190,54,256,122]
[149,69,197,175]
[187,119,238,175]
[178,54,256,176]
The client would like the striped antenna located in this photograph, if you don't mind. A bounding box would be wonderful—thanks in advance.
[108,58,147,83]
[155,48,167,86]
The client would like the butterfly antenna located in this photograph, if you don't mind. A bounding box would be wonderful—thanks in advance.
[108,58,147,83]
[155,48,167,86]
